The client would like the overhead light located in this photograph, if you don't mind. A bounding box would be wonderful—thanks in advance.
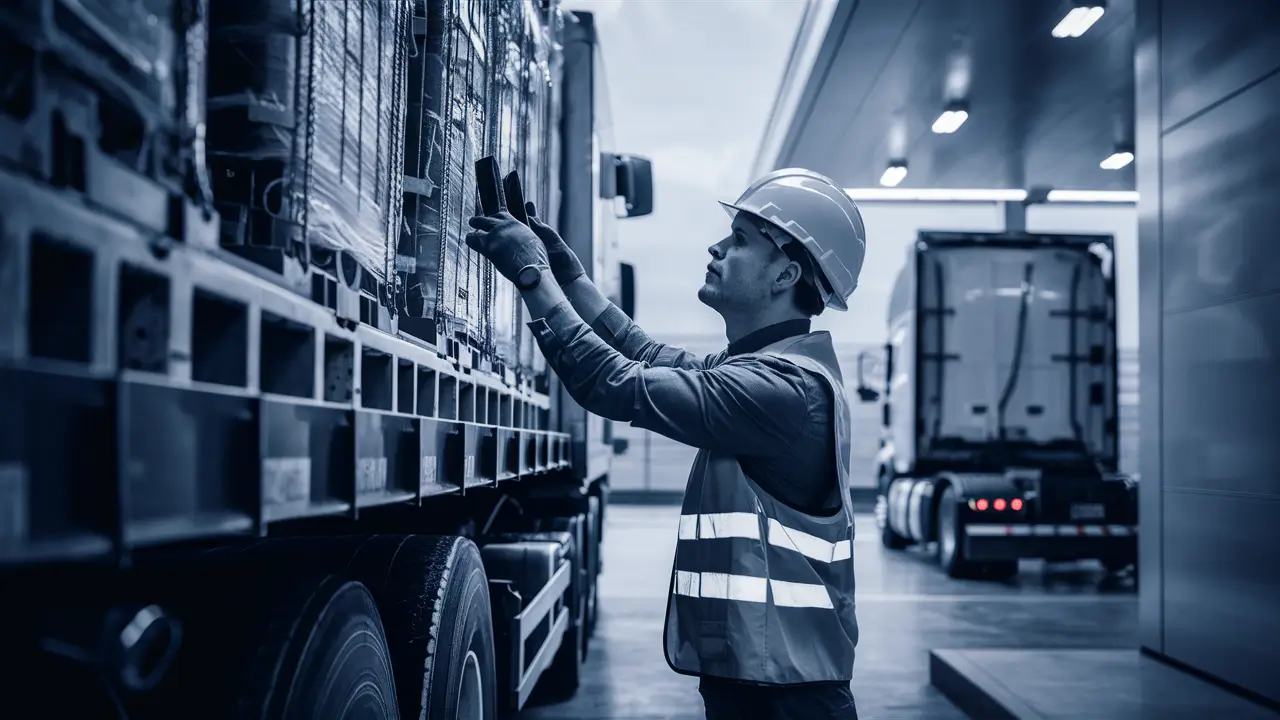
[841,188,1139,204]
[932,103,969,134]
[1046,189,1139,203]
[1052,3,1106,38]
[1100,150,1134,170]
[879,162,908,188]
[847,188,1026,202]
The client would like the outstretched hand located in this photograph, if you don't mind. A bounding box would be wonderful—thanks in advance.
[465,211,550,285]
[524,201,586,287]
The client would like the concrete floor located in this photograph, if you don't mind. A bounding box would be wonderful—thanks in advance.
[521,505,1138,720]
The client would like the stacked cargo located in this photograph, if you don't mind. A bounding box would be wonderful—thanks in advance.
[204,0,409,287]
[398,0,559,380]
[0,0,211,237]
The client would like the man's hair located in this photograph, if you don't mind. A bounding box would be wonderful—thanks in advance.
[780,241,826,317]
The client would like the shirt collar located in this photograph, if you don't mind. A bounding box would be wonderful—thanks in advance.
[726,318,812,356]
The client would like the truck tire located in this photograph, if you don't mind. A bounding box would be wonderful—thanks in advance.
[936,484,972,579]
[345,536,496,720]
[237,575,398,720]
[584,495,601,642]
[880,518,911,550]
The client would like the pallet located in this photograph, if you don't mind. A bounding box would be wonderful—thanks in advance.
[0,168,570,568]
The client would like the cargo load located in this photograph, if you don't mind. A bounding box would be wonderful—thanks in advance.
[205,0,409,284]
[0,0,212,233]
[398,0,557,374]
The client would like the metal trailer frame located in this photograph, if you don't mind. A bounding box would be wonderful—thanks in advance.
[0,166,570,567]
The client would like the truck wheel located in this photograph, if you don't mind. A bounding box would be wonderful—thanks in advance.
[936,485,972,579]
[345,536,496,720]
[876,493,910,550]
[584,495,601,642]
[233,574,399,719]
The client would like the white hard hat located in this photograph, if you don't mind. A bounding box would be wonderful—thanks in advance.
[719,168,866,311]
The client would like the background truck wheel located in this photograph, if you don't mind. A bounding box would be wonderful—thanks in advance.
[200,573,399,720]
[346,536,497,720]
[935,485,973,578]
[880,520,911,550]
[584,495,602,643]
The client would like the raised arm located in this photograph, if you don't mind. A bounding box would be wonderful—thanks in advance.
[527,202,719,371]
[523,289,809,456]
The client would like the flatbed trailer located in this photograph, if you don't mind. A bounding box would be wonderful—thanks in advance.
[0,1,650,717]
[856,231,1138,580]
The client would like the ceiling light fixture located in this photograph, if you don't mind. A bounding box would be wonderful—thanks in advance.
[931,102,969,134]
[879,161,908,188]
[1052,3,1106,38]
[842,187,1138,204]
[1100,148,1134,170]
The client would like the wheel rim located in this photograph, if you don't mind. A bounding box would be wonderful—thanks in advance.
[456,650,483,720]
[938,500,956,562]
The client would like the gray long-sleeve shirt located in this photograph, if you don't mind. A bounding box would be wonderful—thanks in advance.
[527,302,840,515]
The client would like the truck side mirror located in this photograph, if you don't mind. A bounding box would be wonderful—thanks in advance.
[620,262,636,320]
[855,350,880,403]
[612,437,630,455]
[608,154,653,218]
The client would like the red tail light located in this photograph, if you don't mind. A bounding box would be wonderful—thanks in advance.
[1011,498,1024,511]
[975,498,989,511]
[993,498,1007,511]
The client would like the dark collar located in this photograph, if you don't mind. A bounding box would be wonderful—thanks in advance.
[726,318,812,356]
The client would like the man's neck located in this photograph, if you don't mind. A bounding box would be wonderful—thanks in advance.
[722,308,808,344]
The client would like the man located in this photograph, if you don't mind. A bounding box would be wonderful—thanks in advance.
[466,168,866,720]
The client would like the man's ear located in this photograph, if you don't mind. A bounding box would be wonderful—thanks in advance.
[774,260,803,291]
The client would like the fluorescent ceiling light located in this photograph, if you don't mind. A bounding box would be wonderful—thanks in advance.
[931,109,968,134]
[846,188,1027,202]
[842,188,1139,204]
[879,164,908,188]
[1046,189,1139,203]
[1052,5,1105,38]
[1100,151,1134,170]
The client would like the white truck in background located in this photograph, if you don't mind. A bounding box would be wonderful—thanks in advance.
[856,232,1137,580]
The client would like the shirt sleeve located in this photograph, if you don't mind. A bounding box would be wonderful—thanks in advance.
[589,303,722,370]
[529,301,809,457]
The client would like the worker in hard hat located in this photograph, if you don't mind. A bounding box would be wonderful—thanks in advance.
[466,168,865,720]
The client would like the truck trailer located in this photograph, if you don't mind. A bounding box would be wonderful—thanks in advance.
[856,232,1137,580]
[0,0,650,717]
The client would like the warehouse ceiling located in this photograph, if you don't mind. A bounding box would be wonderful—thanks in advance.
[770,0,1136,191]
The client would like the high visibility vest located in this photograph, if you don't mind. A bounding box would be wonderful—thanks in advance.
[663,331,859,685]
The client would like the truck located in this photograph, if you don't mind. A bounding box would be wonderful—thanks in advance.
[854,232,1137,581]
[0,0,650,717]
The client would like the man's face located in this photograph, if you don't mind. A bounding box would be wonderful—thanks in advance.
[697,214,797,313]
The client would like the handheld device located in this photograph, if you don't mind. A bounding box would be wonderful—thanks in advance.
[503,170,530,225]
[475,155,504,216]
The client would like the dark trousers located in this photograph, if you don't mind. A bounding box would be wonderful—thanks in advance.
[699,678,858,720]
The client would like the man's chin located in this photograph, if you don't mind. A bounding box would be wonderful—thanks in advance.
[696,284,717,307]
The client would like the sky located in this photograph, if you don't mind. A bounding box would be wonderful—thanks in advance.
[560,0,1139,348]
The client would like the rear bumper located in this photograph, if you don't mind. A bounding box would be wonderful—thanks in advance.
[963,523,1137,561]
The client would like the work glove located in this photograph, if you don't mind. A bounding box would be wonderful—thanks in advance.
[524,201,586,287]
[465,211,550,285]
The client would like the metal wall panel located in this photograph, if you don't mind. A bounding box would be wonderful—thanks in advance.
[1133,0,1164,654]
[1163,488,1280,703]
[1148,0,1280,702]
[1159,0,1280,131]
[1161,71,1280,313]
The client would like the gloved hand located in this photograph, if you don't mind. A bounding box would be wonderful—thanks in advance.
[465,211,550,285]
[525,201,586,287]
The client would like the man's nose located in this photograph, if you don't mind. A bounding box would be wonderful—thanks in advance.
[707,240,727,259]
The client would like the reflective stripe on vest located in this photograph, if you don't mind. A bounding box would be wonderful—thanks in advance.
[662,331,860,686]
[678,513,852,563]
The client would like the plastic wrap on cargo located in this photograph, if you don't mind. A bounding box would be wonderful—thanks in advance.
[57,0,180,114]
[205,0,409,282]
